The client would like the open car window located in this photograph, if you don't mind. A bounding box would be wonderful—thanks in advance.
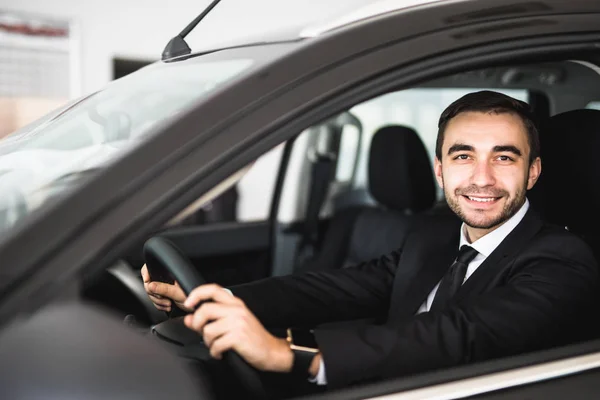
[166,164,254,227]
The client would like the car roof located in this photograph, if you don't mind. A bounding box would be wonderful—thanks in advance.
[182,0,457,56]
[184,0,600,57]
[182,0,372,53]
[300,0,450,37]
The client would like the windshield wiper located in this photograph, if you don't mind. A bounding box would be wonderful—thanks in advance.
[161,0,222,61]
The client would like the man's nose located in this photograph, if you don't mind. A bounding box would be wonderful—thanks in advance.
[471,160,496,187]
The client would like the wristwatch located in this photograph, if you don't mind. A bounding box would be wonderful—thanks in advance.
[286,328,319,378]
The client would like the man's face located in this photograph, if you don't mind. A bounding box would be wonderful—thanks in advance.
[434,111,541,236]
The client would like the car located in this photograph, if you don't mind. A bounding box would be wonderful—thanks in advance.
[0,0,600,398]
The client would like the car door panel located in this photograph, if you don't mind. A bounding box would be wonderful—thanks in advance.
[159,221,270,259]
[158,221,272,286]
[469,368,600,399]
[83,221,273,323]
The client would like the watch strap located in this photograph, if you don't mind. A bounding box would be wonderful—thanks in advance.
[287,328,318,378]
[290,345,318,378]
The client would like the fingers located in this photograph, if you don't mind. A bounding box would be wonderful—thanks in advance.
[184,283,241,310]
[145,288,172,311]
[141,264,150,283]
[193,317,242,360]
[208,332,236,360]
[148,281,186,303]
[142,264,182,312]
[149,293,172,308]
[184,301,239,334]
[152,300,171,312]
[199,315,244,348]
[182,295,279,371]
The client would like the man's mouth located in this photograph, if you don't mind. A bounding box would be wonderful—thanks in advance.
[461,195,503,209]
[464,196,499,203]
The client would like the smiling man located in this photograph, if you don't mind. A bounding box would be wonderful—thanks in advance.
[144,91,598,393]
[435,95,541,242]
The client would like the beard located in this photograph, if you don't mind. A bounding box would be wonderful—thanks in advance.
[443,180,527,230]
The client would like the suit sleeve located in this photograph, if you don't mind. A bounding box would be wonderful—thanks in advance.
[230,249,401,328]
[314,233,599,388]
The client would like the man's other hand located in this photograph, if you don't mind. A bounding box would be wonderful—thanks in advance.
[184,284,293,372]
[141,264,192,313]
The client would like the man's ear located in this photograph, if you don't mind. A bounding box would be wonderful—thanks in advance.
[434,157,444,189]
[527,157,542,190]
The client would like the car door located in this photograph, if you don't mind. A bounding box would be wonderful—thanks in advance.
[310,342,600,399]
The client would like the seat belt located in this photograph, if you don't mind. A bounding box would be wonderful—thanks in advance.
[296,152,336,266]
[295,113,358,267]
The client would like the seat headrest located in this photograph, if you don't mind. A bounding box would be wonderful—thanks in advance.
[368,125,436,212]
[534,109,600,233]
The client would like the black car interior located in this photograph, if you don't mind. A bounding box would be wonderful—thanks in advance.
[81,59,600,329]
[300,61,600,279]
[528,108,600,340]
[530,109,600,263]
[66,57,600,400]
[128,103,600,399]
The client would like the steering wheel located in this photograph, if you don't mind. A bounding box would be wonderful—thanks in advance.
[143,237,267,399]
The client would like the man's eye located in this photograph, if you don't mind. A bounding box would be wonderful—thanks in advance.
[497,155,514,161]
[454,154,470,160]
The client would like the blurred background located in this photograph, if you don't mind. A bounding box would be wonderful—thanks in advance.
[0,0,372,136]
[0,0,376,224]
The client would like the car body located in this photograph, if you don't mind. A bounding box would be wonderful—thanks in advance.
[1,0,600,398]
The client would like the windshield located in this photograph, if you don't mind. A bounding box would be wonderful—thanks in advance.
[0,56,254,234]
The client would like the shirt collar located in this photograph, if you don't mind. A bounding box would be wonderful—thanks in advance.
[459,198,530,258]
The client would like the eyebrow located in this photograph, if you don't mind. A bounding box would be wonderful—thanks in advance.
[446,143,523,157]
[493,145,522,157]
[447,144,473,155]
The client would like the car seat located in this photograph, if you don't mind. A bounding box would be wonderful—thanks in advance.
[528,108,600,341]
[299,125,437,271]
[529,109,600,261]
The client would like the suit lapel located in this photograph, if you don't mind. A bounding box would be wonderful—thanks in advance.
[454,208,544,301]
[387,216,460,322]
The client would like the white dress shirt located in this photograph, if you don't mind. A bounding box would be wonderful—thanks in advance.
[312,199,530,385]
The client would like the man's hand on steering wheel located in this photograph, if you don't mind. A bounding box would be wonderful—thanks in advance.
[183,283,294,373]
[141,264,193,313]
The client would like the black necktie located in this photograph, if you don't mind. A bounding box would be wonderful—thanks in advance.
[430,245,479,311]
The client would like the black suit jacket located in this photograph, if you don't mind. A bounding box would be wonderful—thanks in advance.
[231,209,598,388]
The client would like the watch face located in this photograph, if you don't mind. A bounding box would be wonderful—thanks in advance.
[291,329,318,348]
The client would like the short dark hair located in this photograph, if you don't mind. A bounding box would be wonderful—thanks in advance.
[435,90,540,164]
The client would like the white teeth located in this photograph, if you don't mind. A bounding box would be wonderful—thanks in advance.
[468,196,495,202]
